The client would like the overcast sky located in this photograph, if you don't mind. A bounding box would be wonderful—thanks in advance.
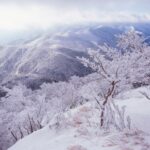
[0,0,150,31]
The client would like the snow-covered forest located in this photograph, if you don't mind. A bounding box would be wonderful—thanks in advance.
[0,28,150,150]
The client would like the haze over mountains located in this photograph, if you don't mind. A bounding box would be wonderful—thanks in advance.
[0,23,150,89]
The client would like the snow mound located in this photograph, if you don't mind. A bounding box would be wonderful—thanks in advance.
[9,87,150,150]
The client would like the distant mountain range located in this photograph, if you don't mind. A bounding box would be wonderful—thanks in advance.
[0,23,150,89]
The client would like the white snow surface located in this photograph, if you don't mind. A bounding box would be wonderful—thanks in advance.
[9,87,150,150]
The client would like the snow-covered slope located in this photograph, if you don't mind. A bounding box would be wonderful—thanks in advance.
[9,87,150,150]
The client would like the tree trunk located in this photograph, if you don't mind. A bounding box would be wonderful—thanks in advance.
[100,81,117,127]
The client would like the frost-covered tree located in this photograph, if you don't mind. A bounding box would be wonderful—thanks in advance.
[0,84,44,149]
[0,78,89,150]
[78,29,150,129]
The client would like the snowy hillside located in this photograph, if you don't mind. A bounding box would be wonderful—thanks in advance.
[8,87,150,150]
[0,24,150,150]
[1,0,150,149]
[0,23,150,89]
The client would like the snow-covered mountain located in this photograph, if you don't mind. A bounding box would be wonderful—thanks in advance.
[0,23,150,89]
